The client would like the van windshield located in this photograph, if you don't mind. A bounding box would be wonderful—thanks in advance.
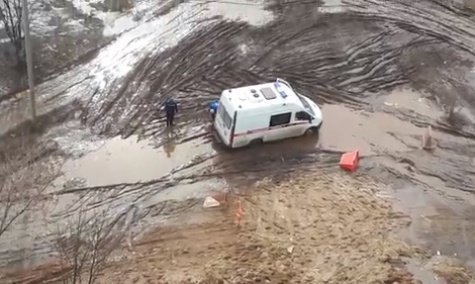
[297,94,315,116]
[217,104,233,129]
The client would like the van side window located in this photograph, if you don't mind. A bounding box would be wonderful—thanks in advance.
[270,112,291,127]
[296,111,310,121]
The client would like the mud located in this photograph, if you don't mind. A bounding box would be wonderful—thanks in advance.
[10,172,421,284]
[55,135,213,187]
[2,0,475,282]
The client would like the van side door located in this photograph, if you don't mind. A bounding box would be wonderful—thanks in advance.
[265,112,294,142]
[293,111,312,136]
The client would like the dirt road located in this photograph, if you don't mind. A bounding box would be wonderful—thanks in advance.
[98,172,420,284]
[2,0,475,283]
[7,171,426,284]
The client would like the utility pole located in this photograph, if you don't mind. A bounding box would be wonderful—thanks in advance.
[21,0,36,122]
[110,0,121,11]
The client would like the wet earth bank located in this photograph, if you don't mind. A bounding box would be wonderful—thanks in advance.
[2,0,475,282]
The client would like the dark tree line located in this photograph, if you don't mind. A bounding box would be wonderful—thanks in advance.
[0,0,24,65]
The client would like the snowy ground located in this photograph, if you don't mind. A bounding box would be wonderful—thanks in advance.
[0,0,158,97]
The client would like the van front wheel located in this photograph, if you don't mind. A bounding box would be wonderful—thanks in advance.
[304,127,319,136]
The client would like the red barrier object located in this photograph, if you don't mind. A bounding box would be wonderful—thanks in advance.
[339,150,359,171]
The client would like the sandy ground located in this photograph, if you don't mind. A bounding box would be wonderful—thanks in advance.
[100,172,419,284]
[5,171,425,284]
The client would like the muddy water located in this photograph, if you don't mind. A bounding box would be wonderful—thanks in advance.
[319,104,420,155]
[317,86,475,275]
[0,134,218,267]
[389,162,475,272]
[378,88,440,119]
[55,135,213,187]
[379,164,475,268]
[405,258,447,284]
[318,88,439,155]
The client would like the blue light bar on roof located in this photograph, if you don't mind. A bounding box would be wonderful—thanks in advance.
[273,82,288,99]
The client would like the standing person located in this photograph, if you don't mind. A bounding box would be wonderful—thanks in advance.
[208,100,219,121]
[164,98,178,127]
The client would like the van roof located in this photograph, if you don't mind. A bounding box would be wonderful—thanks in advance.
[220,79,303,112]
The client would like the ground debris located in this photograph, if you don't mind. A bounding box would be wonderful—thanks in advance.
[431,256,475,284]
[91,171,419,284]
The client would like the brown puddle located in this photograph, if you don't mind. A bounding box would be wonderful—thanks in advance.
[318,88,475,279]
[318,104,422,155]
[56,135,214,187]
[379,87,441,119]
[318,88,445,156]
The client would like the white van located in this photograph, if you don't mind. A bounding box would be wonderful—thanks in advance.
[213,78,323,148]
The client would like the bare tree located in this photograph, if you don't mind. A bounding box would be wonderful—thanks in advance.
[0,0,24,64]
[106,0,132,12]
[434,68,466,126]
[55,203,128,284]
[0,137,57,239]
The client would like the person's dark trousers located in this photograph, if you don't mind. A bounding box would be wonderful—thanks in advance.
[166,113,175,127]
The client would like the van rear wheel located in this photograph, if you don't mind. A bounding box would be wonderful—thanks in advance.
[249,138,263,147]
[304,127,319,136]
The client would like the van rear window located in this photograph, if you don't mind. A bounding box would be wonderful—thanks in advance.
[218,104,233,129]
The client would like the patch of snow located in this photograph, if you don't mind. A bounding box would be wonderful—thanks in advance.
[318,0,347,13]
[30,9,57,36]
[90,2,205,93]
[71,0,103,15]
[100,0,167,37]
[205,0,274,26]
[103,13,139,36]
[44,121,104,159]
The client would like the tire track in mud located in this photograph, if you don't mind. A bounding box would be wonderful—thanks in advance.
[5,0,471,143]
[0,145,341,267]
[345,0,475,56]
[83,11,437,141]
[52,147,341,211]
[29,0,475,246]
[343,0,475,196]
[42,143,341,223]
[389,138,475,194]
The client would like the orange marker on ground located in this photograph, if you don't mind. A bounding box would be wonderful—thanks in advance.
[339,150,359,172]
[233,200,243,228]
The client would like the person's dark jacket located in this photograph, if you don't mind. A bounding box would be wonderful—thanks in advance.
[164,99,178,116]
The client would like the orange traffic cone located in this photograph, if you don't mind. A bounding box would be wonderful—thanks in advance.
[422,125,434,151]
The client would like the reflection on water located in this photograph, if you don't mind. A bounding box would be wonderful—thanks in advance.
[163,130,177,158]
[381,87,441,119]
[57,135,213,187]
[319,104,422,155]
